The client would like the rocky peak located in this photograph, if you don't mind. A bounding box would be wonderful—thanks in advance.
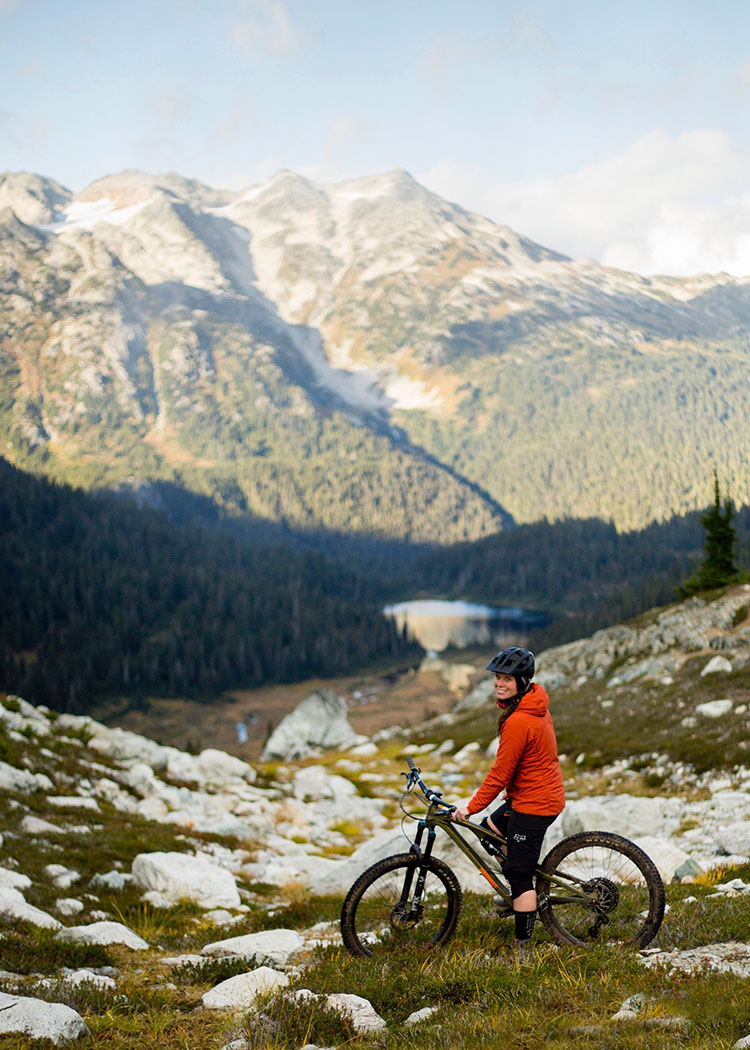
[0,171,71,226]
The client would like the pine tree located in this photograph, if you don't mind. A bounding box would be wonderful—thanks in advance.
[678,472,739,596]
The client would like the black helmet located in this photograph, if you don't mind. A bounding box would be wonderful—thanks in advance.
[486,647,535,691]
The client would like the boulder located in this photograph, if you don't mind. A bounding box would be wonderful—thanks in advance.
[695,699,733,718]
[0,762,47,794]
[0,888,61,929]
[632,836,696,882]
[713,822,750,857]
[701,655,733,676]
[131,851,241,909]
[55,921,149,949]
[197,748,257,784]
[0,866,31,891]
[0,991,89,1044]
[201,966,289,1010]
[19,815,63,835]
[325,993,387,1033]
[261,691,361,762]
[640,941,750,978]
[292,766,357,802]
[201,929,304,966]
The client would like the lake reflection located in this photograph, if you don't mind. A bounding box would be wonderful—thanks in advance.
[384,599,547,652]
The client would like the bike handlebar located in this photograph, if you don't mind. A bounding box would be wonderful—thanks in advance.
[403,757,456,814]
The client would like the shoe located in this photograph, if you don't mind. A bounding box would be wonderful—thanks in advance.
[513,939,533,965]
[492,894,513,918]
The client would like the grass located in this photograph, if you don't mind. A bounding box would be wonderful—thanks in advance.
[3,670,750,1049]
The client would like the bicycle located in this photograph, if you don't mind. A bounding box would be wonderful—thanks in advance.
[340,758,666,958]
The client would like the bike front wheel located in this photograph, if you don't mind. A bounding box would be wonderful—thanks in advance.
[536,831,665,948]
[340,852,463,958]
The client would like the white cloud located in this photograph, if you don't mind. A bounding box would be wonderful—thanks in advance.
[419,130,750,277]
[228,0,301,56]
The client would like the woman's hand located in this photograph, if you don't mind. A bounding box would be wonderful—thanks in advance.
[452,806,470,822]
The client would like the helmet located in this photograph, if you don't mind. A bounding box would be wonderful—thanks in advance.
[485,647,535,691]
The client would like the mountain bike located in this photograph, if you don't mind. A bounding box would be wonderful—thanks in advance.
[340,758,665,958]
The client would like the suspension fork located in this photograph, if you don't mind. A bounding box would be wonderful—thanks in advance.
[402,820,436,906]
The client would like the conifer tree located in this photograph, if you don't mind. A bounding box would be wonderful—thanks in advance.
[678,472,738,596]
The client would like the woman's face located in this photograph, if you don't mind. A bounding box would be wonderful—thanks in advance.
[493,672,517,704]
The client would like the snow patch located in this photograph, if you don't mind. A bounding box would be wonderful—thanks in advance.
[38,197,152,233]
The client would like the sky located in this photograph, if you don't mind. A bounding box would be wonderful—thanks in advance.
[2,0,750,276]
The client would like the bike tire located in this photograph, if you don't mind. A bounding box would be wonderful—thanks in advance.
[340,852,463,958]
[536,830,665,949]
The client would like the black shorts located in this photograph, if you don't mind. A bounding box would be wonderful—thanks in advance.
[490,799,558,897]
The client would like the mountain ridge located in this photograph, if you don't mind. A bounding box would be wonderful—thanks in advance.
[2,166,750,537]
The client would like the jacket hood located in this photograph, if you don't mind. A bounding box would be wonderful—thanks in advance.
[515,682,550,718]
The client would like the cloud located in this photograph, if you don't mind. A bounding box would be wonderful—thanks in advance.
[419,130,750,277]
[227,0,302,57]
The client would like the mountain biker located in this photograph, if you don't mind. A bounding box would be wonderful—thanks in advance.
[452,646,565,954]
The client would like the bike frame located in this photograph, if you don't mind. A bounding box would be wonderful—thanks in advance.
[404,776,600,914]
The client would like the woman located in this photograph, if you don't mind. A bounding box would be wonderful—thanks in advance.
[452,646,565,954]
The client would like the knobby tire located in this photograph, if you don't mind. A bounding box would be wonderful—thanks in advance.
[536,830,665,948]
[340,852,463,958]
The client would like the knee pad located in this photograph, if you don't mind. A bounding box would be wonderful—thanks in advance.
[505,866,535,899]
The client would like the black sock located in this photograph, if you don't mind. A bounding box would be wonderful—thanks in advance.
[514,910,536,942]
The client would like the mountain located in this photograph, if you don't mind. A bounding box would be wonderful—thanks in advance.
[2,166,750,540]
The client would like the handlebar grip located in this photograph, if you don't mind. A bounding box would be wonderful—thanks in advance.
[406,757,417,770]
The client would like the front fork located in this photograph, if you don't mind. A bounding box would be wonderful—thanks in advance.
[400,820,435,910]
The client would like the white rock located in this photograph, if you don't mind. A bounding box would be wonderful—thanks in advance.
[611,992,646,1020]
[695,699,733,717]
[640,941,750,978]
[0,887,61,929]
[56,898,85,917]
[733,1035,750,1049]
[142,890,177,908]
[89,870,132,890]
[201,928,304,966]
[55,920,148,949]
[261,690,360,762]
[293,766,357,801]
[203,908,243,927]
[131,851,241,909]
[714,823,750,857]
[46,795,100,810]
[0,991,89,1043]
[19,814,63,835]
[405,1006,439,1025]
[324,993,387,1032]
[0,762,42,793]
[201,966,289,1010]
[0,866,31,891]
[700,656,733,676]
[37,968,117,992]
[632,837,695,882]
[197,748,256,784]
[44,864,80,889]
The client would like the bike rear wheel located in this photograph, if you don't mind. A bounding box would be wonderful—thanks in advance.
[341,852,463,958]
[536,831,665,948]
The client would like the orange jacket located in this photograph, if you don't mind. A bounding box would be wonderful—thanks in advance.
[467,683,565,817]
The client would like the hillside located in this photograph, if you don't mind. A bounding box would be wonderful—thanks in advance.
[2,585,750,1047]
[0,457,418,714]
[2,167,750,542]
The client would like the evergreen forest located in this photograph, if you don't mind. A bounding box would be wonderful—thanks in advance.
[0,458,417,713]
[2,457,749,716]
